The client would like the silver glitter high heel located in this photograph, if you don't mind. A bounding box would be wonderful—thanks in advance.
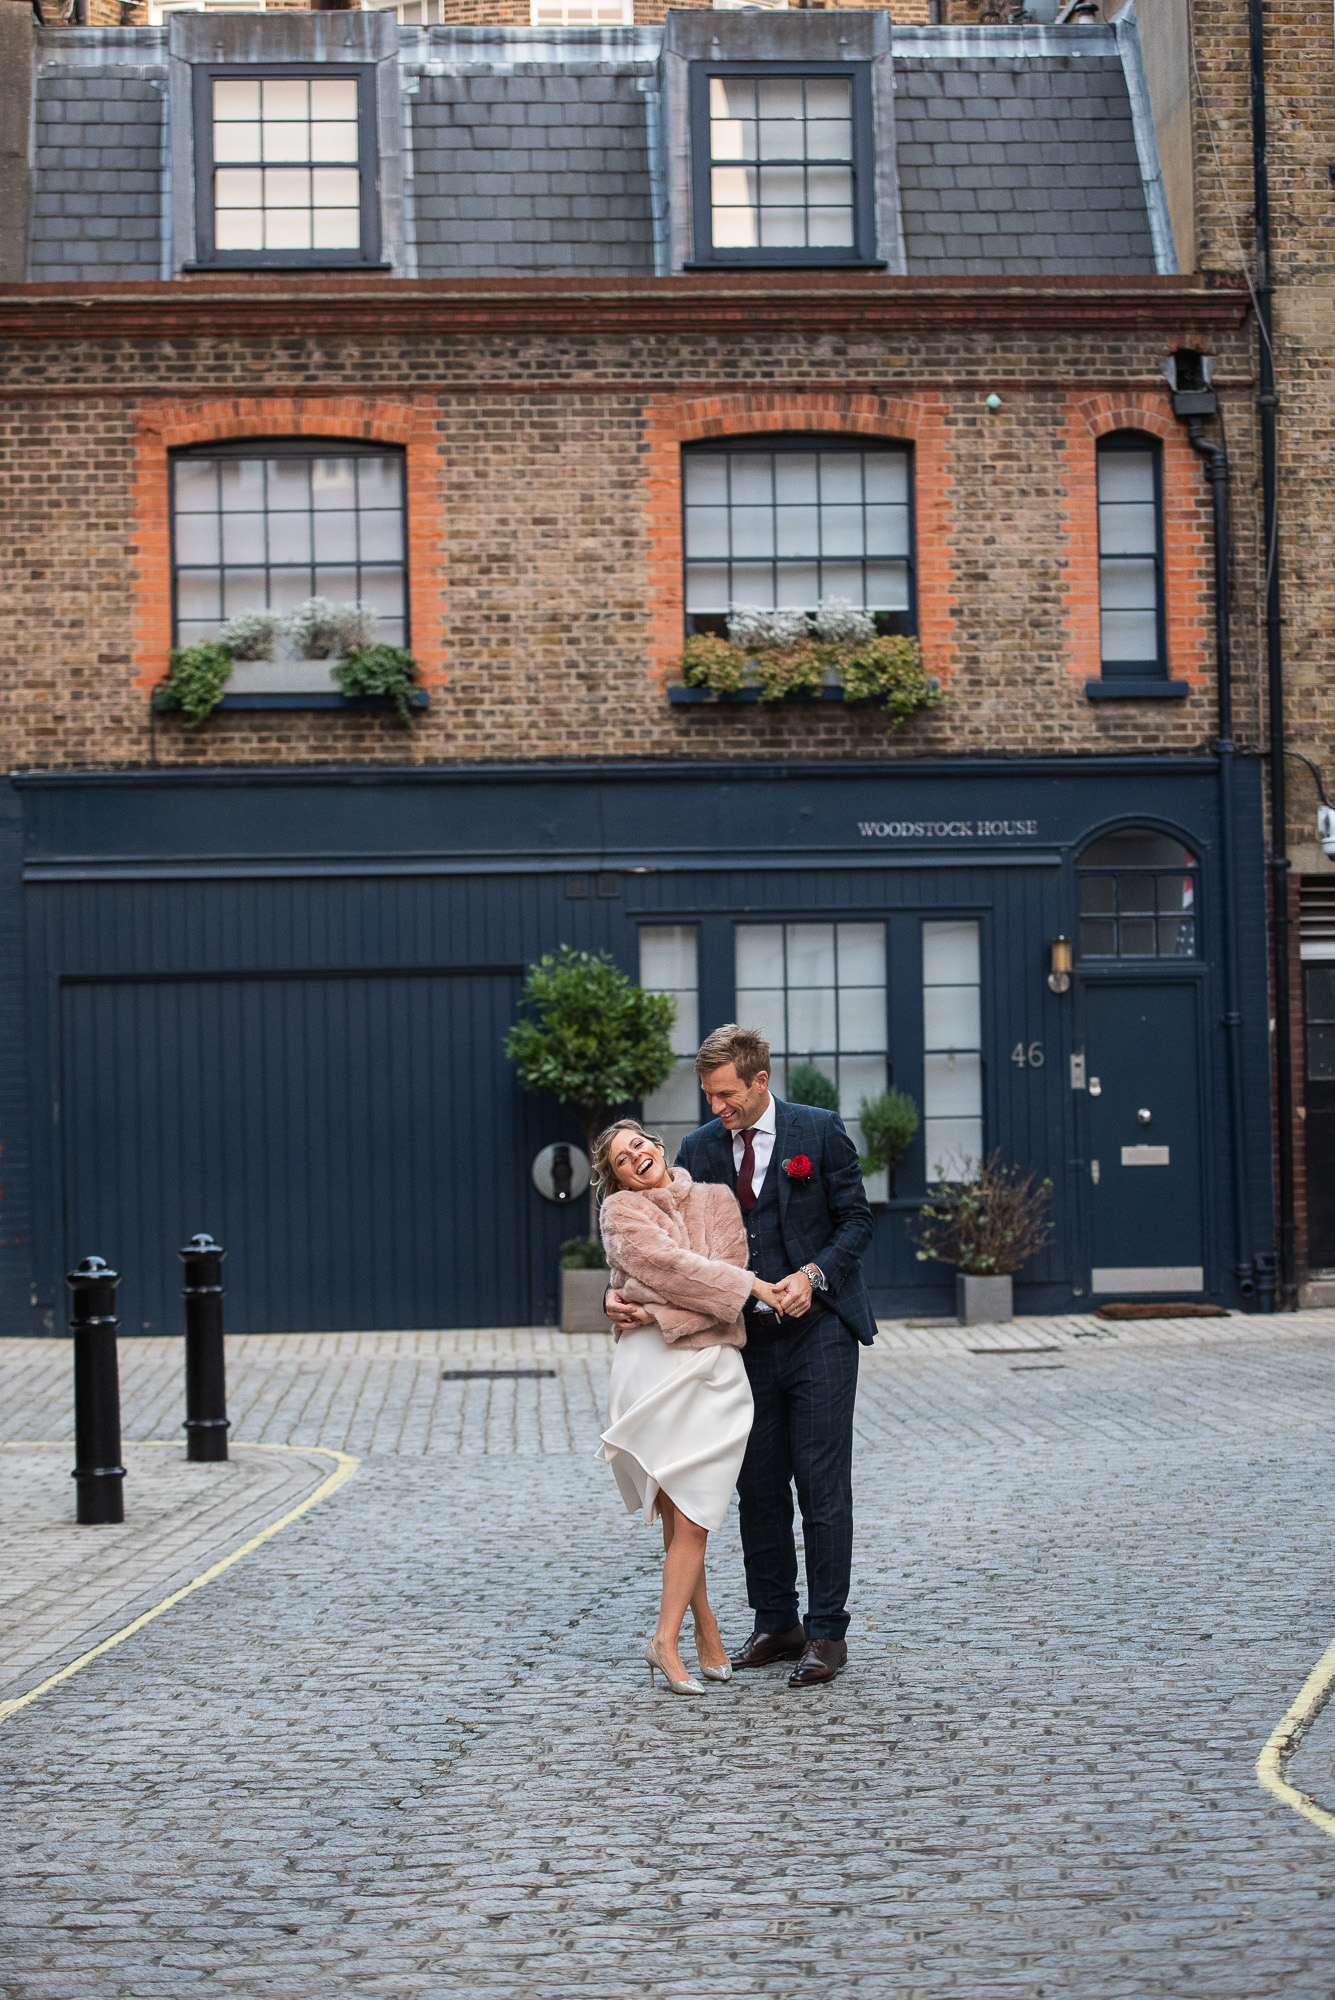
[693,1625,733,1681]
[645,1637,706,1695]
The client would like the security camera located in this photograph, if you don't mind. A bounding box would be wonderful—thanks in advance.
[1319,805,1335,859]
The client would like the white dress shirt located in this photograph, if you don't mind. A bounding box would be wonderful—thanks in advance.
[731,1092,777,1201]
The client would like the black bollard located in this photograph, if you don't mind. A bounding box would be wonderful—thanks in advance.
[67,1256,125,1526]
[180,1233,229,1462]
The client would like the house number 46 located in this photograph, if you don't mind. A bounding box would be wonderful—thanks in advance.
[1011,1041,1045,1069]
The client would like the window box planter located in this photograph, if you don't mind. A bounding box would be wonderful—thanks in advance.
[561,1268,613,1335]
[216,691,430,713]
[669,685,856,706]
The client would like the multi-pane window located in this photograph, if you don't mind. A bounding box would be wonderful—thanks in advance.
[691,66,872,265]
[708,76,853,250]
[1078,830,1198,959]
[171,444,407,649]
[639,927,701,1165]
[734,922,888,1196]
[684,441,913,630]
[196,70,375,265]
[1097,434,1164,676]
[922,921,982,1182]
[531,0,631,20]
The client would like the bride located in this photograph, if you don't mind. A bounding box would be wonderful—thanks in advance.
[592,1118,784,1695]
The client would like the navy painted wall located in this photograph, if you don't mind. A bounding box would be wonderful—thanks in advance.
[3,756,1273,1333]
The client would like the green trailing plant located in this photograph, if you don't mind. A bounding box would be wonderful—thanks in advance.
[785,1062,841,1113]
[560,1236,609,1271]
[505,946,677,1236]
[857,1087,920,1182]
[333,645,421,726]
[837,633,940,725]
[154,643,233,726]
[912,1150,1053,1276]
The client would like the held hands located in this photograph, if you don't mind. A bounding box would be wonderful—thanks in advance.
[749,1275,786,1317]
[772,1270,814,1318]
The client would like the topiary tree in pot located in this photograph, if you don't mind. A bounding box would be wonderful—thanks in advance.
[505,946,677,1239]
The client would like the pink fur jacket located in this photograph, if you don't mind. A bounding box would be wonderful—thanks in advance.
[599,1168,754,1349]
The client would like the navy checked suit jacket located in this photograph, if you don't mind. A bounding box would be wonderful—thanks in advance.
[676,1099,877,1346]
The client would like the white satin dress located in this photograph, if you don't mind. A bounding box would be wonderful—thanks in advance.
[598,1328,753,1533]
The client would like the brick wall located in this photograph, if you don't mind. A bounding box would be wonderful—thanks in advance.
[0,306,1255,771]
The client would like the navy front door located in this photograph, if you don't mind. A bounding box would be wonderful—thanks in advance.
[59,969,530,1334]
[1082,982,1205,1295]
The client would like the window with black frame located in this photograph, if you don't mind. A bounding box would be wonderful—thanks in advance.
[192,68,380,268]
[1096,432,1166,679]
[682,437,914,636]
[171,440,407,653]
[689,65,876,266]
[1077,828,1198,960]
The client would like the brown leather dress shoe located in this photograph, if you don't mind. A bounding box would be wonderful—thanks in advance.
[787,1637,848,1687]
[729,1625,806,1670]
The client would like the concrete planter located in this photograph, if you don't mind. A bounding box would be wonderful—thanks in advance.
[561,1267,612,1334]
[956,1272,1014,1326]
[226,659,340,695]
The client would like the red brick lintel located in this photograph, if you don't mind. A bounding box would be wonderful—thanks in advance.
[0,272,1251,341]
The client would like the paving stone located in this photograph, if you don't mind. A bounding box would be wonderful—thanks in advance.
[2,1316,1335,1994]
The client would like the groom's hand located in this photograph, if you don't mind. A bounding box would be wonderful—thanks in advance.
[773,1271,813,1317]
[603,1286,643,1330]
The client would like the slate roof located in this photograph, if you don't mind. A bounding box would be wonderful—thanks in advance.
[30,42,165,282]
[894,49,1156,276]
[21,20,1166,284]
[412,64,656,276]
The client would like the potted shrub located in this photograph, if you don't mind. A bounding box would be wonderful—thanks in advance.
[559,1235,611,1334]
[912,1150,1053,1325]
[784,1061,840,1111]
[505,945,677,1248]
[857,1086,920,1198]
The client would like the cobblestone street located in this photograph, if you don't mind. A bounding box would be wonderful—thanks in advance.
[3,1313,1335,1997]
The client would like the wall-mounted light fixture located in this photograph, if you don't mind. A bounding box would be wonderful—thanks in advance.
[1048,935,1072,994]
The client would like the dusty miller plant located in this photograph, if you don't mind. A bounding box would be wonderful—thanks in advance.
[218,610,282,662]
[288,599,380,660]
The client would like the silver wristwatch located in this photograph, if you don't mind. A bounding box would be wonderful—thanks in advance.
[801,1263,827,1292]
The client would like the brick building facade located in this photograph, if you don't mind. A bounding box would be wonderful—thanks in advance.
[0,1,1282,1332]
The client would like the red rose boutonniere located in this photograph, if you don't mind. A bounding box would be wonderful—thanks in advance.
[783,1154,813,1183]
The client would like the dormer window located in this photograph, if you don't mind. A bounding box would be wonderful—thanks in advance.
[193,67,380,268]
[689,63,876,267]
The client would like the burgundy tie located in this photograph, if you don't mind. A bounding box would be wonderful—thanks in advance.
[736,1126,760,1214]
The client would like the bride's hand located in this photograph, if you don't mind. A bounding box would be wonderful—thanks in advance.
[750,1276,784,1316]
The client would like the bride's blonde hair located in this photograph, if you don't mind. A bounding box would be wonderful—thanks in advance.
[591,1117,666,1197]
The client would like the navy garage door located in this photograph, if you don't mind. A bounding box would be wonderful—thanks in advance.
[59,969,530,1334]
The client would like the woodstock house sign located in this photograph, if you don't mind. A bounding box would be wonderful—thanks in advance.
[856,818,1041,840]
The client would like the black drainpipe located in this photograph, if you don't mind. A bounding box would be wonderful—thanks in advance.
[1170,358,1258,1309]
[1249,0,1293,1303]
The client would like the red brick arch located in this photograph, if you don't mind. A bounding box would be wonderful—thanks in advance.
[642,392,955,691]
[132,396,444,693]
[1064,389,1208,687]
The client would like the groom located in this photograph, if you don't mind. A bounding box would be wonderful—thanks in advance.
[609,1023,875,1687]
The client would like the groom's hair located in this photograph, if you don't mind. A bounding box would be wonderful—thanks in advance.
[695,1023,771,1084]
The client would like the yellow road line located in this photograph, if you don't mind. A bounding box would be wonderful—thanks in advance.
[0,1442,359,1727]
[1256,1631,1335,1840]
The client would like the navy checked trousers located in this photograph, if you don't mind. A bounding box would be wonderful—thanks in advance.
[736,1309,859,1642]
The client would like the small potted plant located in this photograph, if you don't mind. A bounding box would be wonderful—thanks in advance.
[857,1087,920,1198]
[559,1235,611,1334]
[912,1150,1053,1325]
